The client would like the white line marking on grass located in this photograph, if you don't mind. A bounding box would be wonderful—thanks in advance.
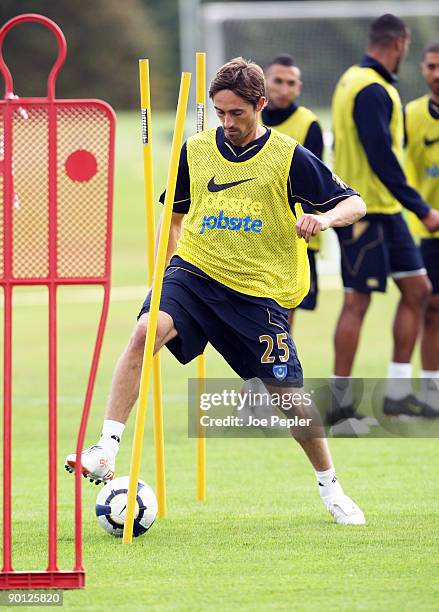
[0,285,147,307]
[0,275,342,308]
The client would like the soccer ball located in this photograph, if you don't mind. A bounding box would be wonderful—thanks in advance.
[95,476,158,537]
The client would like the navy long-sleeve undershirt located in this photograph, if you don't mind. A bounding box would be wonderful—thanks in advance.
[353,57,430,219]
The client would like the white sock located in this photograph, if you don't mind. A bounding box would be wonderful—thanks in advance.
[330,376,353,408]
[100,419,125,456]
[245,377,268,393]
[420,370,439,387]
[315,467,344,501]
[420,370,439,405]
[385,362,412,400]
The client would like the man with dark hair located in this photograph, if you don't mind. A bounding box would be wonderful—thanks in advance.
[405,42,439,413]
[368,13,408,51]
[266,54,296,68]
[264,54,323,166]
[331,14,439,427]
[209,56,266,109]
[262,53,323,317]
[66,57,368,525]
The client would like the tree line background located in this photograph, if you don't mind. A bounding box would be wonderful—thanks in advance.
[0,0,179,109]
[0,0,389,109]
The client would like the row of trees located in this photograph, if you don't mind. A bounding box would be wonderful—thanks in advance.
[0,0,376,109]
[0,0,175,108]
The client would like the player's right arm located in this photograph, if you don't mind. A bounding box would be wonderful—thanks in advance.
[353,84,439,232]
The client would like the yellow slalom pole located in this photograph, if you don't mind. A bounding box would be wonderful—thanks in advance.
[195,51,207,503]
[123,71,191,544]
[139,59,167,519]
[196,354,206,501]
[196,52,206,134]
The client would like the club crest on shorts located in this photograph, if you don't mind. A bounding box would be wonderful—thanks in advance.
[273,364,287,381]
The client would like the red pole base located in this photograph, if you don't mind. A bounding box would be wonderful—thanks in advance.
[0,570,85,589]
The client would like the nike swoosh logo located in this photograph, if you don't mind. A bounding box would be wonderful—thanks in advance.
[424,136,439,146]
[207,176,256,192]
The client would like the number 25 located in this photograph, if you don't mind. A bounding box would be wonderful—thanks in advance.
[259,333,290,363]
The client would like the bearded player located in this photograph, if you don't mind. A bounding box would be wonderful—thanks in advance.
[66,58,367,525]
[331,14,439,426]
[406,42,439,413]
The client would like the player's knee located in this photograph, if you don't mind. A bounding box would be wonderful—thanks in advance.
[129,312,176,355]
[128,317,148,356]
[421,277,433,302]
[402,276,431,308]
[343,291,370,319]
[425,296,439,324]
[155,312,177,347]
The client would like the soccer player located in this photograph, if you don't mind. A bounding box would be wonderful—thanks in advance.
[405,42,439,412]
[262,53,323,317]
[331,14,439,426]
[66,58,367,524]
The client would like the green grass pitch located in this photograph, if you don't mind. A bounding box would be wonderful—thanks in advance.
[1,112,438,611]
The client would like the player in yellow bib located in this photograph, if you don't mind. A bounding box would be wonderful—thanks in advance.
[66,58,367,525]
[406,42,439,413]
[261,54,324,319]
[331,14,439,426]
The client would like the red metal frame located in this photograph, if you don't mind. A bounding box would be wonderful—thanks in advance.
[0,14,115,589]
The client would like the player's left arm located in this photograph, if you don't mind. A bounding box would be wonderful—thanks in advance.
[295,195,366,242]
[288,144,366,243]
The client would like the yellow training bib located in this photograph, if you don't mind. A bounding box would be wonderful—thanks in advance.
[332,65,404,214]
[175,128,310,308]
[406,95,439,239]
[264,106,318,146]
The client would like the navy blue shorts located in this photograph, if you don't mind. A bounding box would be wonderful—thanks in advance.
[420,239,439,294]
[297,249,318,311]
[335,213,426,293]
[138,259,303,387]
